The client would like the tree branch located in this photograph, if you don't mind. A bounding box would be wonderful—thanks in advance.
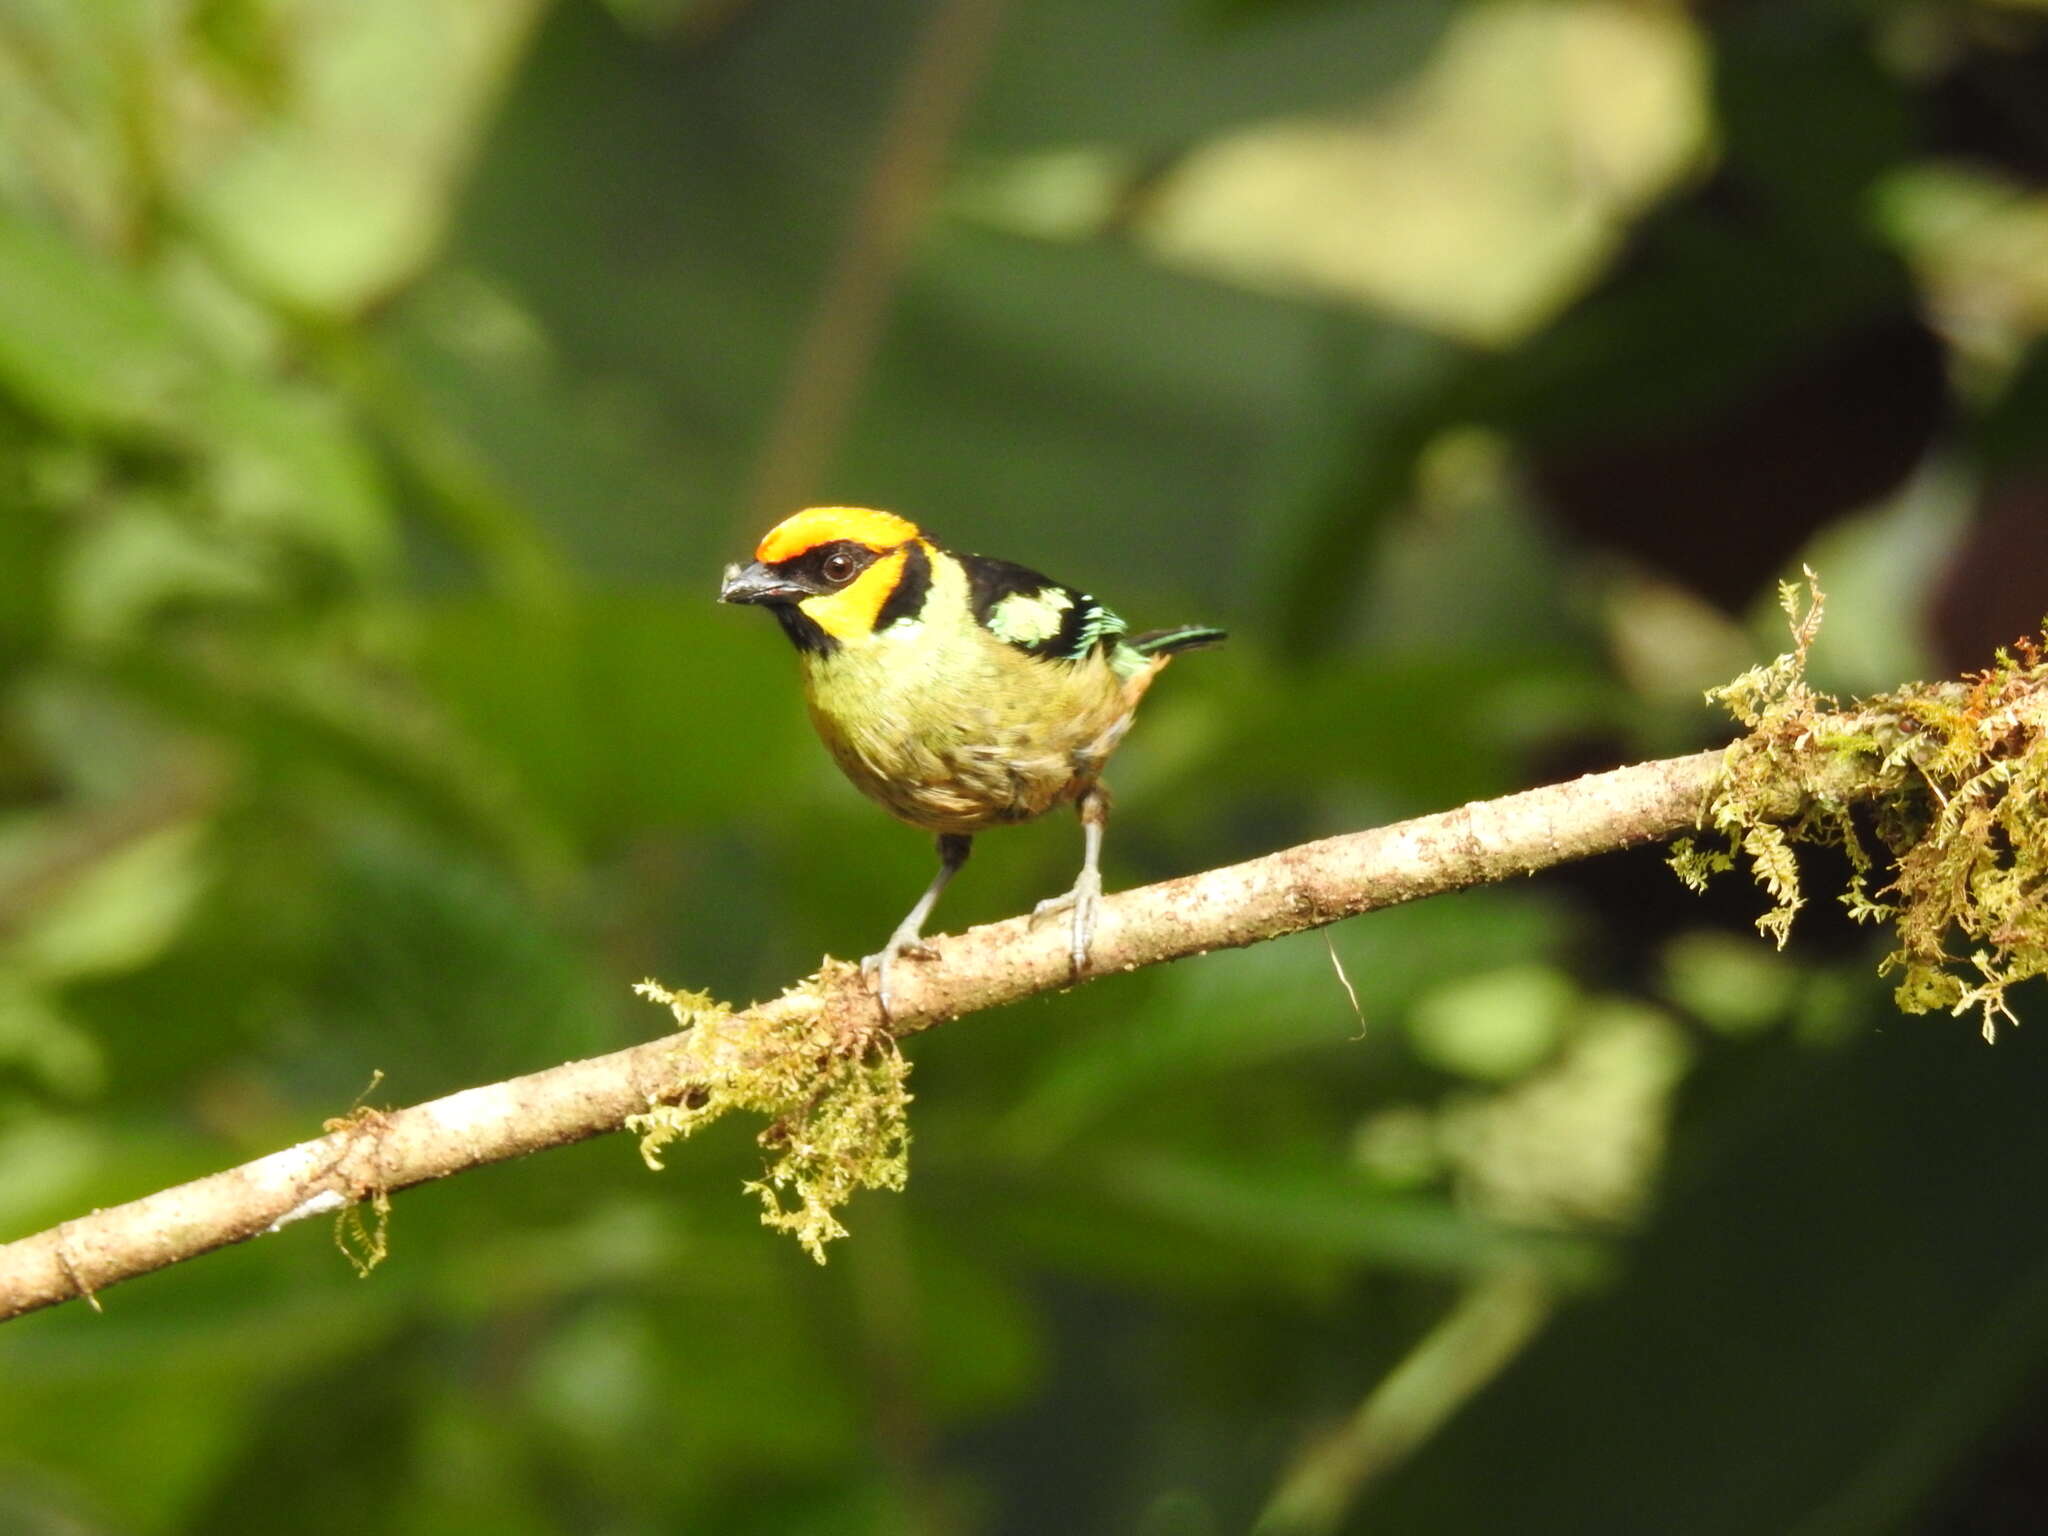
[0,746,1737,1322]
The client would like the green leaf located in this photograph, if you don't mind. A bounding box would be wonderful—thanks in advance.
[0,211,200,435]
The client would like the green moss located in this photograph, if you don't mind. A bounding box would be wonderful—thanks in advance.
[323,1089,394,1277]
[628,975,911,1262]
[335,1190,392,1278]
[1675,570,2048,1040]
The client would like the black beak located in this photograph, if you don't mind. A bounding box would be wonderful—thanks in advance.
[719,561,804,606]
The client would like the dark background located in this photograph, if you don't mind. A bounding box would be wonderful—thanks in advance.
[5,0,2048,1530]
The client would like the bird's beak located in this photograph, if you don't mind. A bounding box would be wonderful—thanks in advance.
[719,561,804,606]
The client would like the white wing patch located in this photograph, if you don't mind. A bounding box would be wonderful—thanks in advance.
[986,587,1073,645]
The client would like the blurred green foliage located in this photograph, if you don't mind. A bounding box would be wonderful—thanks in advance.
[5,0,2048,1532]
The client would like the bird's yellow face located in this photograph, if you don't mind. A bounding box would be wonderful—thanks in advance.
[719,507,931,653]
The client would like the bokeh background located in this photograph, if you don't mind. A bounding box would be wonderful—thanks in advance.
[6,0,2048,1530]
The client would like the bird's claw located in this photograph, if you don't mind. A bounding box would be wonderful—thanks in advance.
[1028,892,1068,927]
[1032,869,1102,978]
[860,936,936,1021]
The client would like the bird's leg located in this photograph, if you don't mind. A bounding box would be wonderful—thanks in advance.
[1031,786,1107,979]
[862,833,971,1018]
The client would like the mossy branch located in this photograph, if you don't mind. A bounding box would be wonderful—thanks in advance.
[1674,572,2048,1040]
[0,748,1724,1320]
[4,586,2045,1318]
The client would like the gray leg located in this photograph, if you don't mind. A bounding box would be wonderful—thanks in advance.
[1031,786,1107,977]
[863,833,971,1016]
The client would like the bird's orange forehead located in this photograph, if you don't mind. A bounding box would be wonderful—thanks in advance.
[757,506,920,563]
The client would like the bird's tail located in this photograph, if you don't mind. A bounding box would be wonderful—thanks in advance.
[1129,624,1227,657]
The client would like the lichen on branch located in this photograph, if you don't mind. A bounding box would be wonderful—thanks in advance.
[628,976,911,1261]
[1673,569,2048,1040]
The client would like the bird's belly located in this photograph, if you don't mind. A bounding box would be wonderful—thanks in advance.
[804,659,1130,834]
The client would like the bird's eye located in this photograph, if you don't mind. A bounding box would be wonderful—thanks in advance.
[822,551,858,584]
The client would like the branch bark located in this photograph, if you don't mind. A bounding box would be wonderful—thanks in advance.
[0,747,1731,1322]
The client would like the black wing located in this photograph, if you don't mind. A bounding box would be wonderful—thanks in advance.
[959,553,1124,661]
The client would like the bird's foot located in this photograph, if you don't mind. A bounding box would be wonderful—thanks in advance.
[1030,867,1103,979]
[859,934,937,1023]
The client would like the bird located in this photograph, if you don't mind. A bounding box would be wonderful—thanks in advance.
[719,507,1224,1015]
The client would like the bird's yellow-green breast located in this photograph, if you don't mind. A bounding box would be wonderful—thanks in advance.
[800,541,1136,832]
